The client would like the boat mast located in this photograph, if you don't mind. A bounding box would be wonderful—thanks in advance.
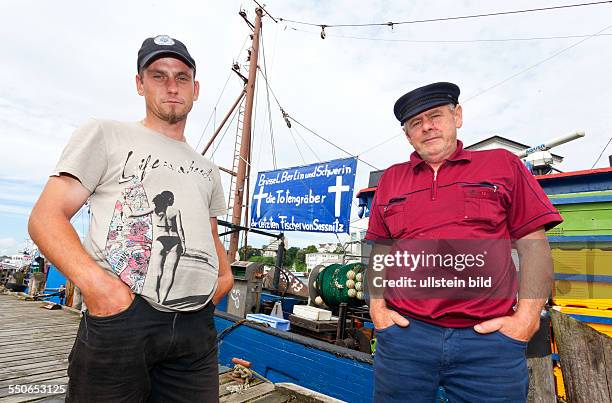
[228,7,263,261]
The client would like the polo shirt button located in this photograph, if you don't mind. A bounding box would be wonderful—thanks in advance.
[464,215,468,218]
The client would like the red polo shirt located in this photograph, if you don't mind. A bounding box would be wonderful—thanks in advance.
[366,141,562,327]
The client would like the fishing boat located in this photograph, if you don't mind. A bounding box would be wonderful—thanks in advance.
[12,5,611,402]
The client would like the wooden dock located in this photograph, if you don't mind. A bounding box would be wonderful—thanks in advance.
[0,293,78,402]
[0,293,342,403]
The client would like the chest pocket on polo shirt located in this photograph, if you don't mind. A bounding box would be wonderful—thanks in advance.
[382,196,410,237]
[461,183,504,226]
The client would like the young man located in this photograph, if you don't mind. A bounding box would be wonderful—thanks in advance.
[29,35,233,402]
[367,82,563,402]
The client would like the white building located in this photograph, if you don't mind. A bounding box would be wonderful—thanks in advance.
[3,254,32,269]
[346,228,368,259]
[305,252,343,272]
[262,238,289,258]
[316,243,340,253]
[465,135,563,168]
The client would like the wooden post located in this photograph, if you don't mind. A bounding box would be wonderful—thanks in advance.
[551,309,612,402]
[201,90,245,156]
[228,8,263,261]
[527,357,556,403]
[526,315,557,403]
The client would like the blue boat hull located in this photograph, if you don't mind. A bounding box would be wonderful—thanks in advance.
[215,311,374,402]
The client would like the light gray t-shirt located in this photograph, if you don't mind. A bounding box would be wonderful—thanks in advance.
[53,119,226,312]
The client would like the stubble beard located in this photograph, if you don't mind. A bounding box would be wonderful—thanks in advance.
[152,102,192,124]
[162,110,188,124]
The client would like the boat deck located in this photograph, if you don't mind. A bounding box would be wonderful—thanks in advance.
[0,293,341,403]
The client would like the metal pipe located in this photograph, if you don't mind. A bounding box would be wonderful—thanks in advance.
[515,131,585,158]
[336,303,348,342]
[273,235,285,293]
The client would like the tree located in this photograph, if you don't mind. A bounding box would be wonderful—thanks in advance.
[294,261,307,272]
[333,243,345,253]
[239,245,261,261]
[248,255,276,266]
[295,249,306,265]
[284,247,299,268]
[304,245,318,254]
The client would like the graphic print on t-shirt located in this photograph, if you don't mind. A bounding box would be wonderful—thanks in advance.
[148,190,185,303]
[101,147,221,309]
[104,178,153,293]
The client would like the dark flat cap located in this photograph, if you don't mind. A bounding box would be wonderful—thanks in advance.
[393,82,460,125]
[137,35,196,73]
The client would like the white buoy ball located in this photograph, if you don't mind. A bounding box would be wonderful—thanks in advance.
[346,270,356,280]
[356,291,364,300]
[355,282,362,291]
[315,296,324,305]
[345,279,355,289]
[355,272,363,282]
[347,288,357,298]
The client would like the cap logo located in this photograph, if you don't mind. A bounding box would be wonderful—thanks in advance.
[153,35,175,46]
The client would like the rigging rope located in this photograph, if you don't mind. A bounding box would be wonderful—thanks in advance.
[591,136,612,168]
[278,1,612,29]
[288,116,380,171]
[289,27,612,44]
[210,97,244,158]
[196,35,250,152]
[291,124,321,161]
[287,126,306,164]
[260,25,278,169]
[354,23,612,157]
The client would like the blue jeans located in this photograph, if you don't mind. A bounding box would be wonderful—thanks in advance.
[373,317,528,403]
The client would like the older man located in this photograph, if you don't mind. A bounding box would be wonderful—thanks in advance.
[367,82,562,402]
[29,35,233,402]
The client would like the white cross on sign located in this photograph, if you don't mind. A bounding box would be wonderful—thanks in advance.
[253,186,269,218]
[327,175,350,217]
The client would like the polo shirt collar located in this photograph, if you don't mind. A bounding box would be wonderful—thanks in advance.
[409,140,472,170]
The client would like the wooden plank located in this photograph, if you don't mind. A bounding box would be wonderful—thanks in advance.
[526,356,556,403]
[0,338,75,353]
[274,383,345,403]
[0,348,71,364]
[248,390,294,403]
[0,340,74,359]
[551,309,612,403]
[0,363,68,383]
[0,352,69,374]
[0,358,69,376]
[219,379,263,398]
[219,380,243,397]
[0,335,76,347]
[220,382,275,402]
[0,324,78,336]
[218,373,235,386]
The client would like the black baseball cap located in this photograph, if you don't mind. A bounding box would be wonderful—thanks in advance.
[394,82,460,125]
[137,35,196,73]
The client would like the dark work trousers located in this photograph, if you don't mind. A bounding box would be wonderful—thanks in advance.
[66,295,219,403]
[374,317,528,403]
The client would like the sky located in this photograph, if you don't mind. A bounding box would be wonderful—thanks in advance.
[1,0,611,256]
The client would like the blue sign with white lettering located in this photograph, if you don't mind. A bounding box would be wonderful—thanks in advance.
[250,157,358,233]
